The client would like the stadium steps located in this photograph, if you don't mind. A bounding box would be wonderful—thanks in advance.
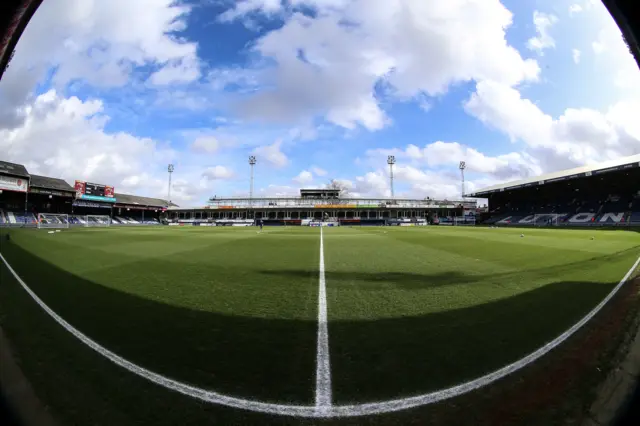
[7,212,16,224]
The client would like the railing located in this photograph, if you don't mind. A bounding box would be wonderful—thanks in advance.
[205,198,474,210]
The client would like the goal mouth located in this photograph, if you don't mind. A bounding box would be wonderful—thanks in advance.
[36,214,112,228]
[37,213,69,229]
[84,215,111,227]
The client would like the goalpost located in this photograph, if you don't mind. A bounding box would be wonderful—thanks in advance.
[454,216,476,226]
[86,215,111,227]
[37,213,69,229]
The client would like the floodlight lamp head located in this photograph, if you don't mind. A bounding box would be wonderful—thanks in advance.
[249,156,256,165]
[168,164,174,173]
[387,155,396,165]
[459,161,466,170]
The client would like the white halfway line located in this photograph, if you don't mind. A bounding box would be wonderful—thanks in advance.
[1,250,639,418]
[315,226,332,411]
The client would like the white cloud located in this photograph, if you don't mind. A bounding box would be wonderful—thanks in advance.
[251,139,289,167]
[257,184,300,197]
[569,4,583,15]
[590,15,640,91]
[354,172,389,197]
[149,57,202,86]
[338,165,495,200]
[202,166,234,180]
[0,0,199,129]
[592,39,606,54]
[226,0,539,131]
[324,173,388,198]
[218,0,283,23]
[191,136,220,153]
[311,166,327,176]
[0,90,215,204]
[526,11,558,55]
[293,170,314,184]
[367,141,541,182]
[572,49,581,64]
[464,80,640,172]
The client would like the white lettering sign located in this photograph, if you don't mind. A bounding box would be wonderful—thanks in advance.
[599,212,624,223]
[568,213,595,223]
[496,216,513,224]
[518,215,536,223]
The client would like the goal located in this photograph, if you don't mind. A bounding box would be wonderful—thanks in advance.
[454,216,476,226]
[37,213,69,229]
[86,215,111,227]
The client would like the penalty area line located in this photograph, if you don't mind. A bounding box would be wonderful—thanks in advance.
[315,226,332,411]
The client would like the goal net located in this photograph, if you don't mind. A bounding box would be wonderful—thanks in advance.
[454,216,476,226]
[37,213,69,229]
[86,215,111,227]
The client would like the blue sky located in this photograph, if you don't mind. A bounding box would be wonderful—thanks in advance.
[0,0,639,205]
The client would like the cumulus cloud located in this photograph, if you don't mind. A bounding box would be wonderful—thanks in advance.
[332,165,495,200]
[251,139,289,167]
[367,141,541,182]
[464,80,640,172]
[311,166,327,176]
[191,136,220,153]
[354,172,389,197]
[218,0,283,23]
[572,49,581,64]
[590,15,640,91]
[0,90,214,204]
[223,0,539,130]
[592,39,606,55]
[569,4,583,15]
[202,166,234,180]
[526,11,558,55]
[0,0,199,130]
[257,184,300,197]
[293,170,314,184]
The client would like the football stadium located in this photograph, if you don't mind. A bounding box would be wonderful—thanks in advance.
[1,154,639,425]
[2,0,640,425]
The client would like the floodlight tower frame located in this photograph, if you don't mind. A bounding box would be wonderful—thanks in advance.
[459,161,466,200]
[249,156,257,205]
[387,155,396,199]
[167,164,174,203]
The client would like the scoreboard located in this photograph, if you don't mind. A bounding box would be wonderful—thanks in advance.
[75,180,116,202]
[84,182,114,197]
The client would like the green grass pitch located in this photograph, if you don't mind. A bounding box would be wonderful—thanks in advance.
[0,225,638,424]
